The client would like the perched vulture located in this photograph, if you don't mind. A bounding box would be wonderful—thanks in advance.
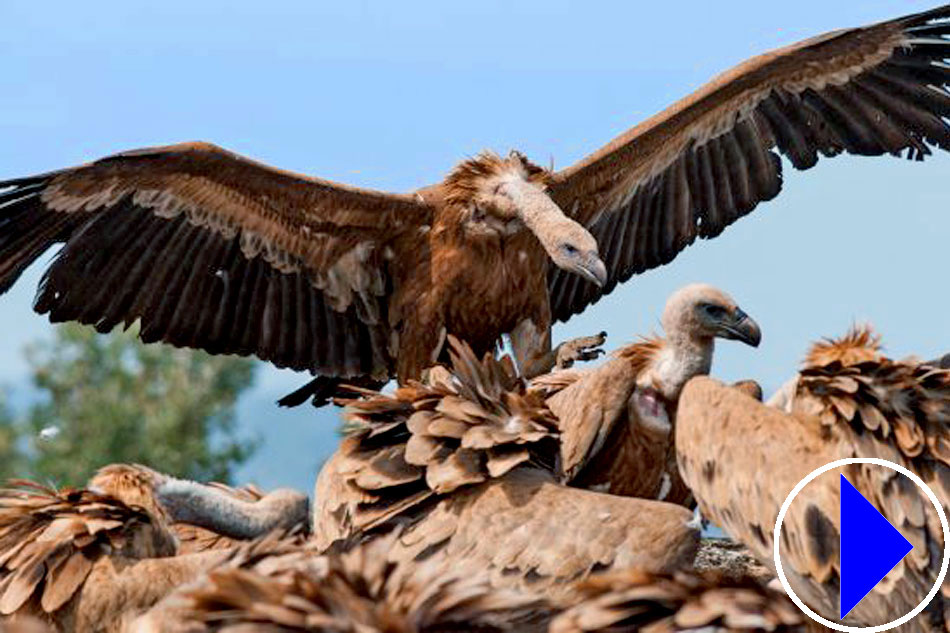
[538,284,760,505]
[0,467,309,632]
[676,327,950,630]
[2,7,950,405]
[0,480,227,633]
[134,530,553,633]
[548,569,815,633]
[88,463,310,554]
[313,339,700,598]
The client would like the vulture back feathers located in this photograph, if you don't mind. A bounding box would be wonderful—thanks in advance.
[677,327,950,629]
[159,531,552,633]
[0,481,176,621]
[315,337,561,546]
[314,338,699,597]
[549,569,814,633]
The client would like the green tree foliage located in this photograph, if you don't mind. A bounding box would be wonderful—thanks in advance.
[0,392,25,482]
[13,323,259,487]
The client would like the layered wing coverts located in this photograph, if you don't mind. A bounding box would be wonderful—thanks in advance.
[0,142,430,377]
[549,6,950,319]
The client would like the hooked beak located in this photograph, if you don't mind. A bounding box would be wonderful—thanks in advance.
[718,307,761,348]
[576,255,608,288]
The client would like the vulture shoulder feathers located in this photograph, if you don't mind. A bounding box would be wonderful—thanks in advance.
[313,338,700,597]
[676,327,950,629]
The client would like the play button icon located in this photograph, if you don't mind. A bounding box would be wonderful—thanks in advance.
[774,458,950,632]
[839,475,914,619]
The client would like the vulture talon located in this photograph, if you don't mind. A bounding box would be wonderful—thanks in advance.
[555,331,608,369]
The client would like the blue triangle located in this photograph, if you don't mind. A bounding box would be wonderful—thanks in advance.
[840,474,914,619]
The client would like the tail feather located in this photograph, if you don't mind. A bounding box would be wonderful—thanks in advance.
[277,375,387,408]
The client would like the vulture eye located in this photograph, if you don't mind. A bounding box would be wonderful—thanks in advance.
[704,303,727,318]
[563,244,579,255]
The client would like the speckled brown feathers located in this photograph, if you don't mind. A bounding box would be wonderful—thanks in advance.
[164,532,552,633]
[0,481,176,620]
[550,569,814,633]
[677,340,950,630]
[548,338,675,501]
[792,326,950,470]
[443,151,552,209]
[802,325,884,368]
[314,339,700,598]
[314,337,561,546]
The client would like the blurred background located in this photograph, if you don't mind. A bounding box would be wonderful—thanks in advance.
[1,0,948,493]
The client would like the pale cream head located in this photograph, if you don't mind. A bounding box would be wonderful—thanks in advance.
[661,283,761,347]
[446,152,607,286]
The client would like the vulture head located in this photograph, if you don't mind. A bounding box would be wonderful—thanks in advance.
[662,283,761,348]
[445,151,607,286]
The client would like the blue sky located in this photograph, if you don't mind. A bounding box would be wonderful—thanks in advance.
[1,1,948,494]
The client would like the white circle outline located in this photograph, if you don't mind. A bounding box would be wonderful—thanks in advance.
[773,457,949,632]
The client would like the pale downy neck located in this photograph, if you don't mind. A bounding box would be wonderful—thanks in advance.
[652,331,715,401]
[156,478,309,540]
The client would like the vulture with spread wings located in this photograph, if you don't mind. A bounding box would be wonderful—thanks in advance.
[2,6,949,405]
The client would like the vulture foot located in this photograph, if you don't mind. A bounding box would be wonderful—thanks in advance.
[554,331,607,369]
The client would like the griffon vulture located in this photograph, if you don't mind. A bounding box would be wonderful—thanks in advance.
[538,283,760,504]
[312,339,700,598]
[132,530,553,633]
[0,467,309,631]
[87,463,310,553]
[0,481,228,632]
[676,328,950,629]
[2,7,950,405]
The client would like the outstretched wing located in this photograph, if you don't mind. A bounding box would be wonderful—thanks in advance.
[548,6,950,321]
[0,142,431,377]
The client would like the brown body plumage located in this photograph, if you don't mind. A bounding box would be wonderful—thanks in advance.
[135,531,553,633]
[677,327,950,630]
[543,284,761,505]
[0,467,311,632]
[549,569,816,633]
[1,7,949,404]
[313,338,700,598]
[0,481,225,633]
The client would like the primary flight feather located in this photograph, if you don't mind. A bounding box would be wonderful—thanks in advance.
[1,6,949,404]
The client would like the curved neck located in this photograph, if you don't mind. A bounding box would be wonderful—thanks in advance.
[655,332,714,400]
[156,479,309,540]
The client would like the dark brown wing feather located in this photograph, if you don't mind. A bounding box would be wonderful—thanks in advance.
[549,6,950,321]
[0,142,431,377]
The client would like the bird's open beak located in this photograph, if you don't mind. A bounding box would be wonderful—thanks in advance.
[718,308,761,348]
[578,255,608,288]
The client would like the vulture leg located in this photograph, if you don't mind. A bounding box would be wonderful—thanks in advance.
[510,317,607,378]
